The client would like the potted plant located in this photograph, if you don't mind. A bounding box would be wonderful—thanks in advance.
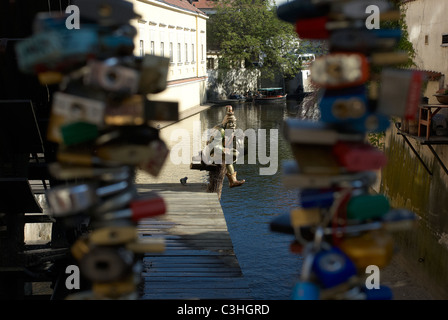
[434,86,448,104]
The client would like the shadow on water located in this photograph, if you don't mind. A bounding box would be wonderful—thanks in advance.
[199,99,315,299]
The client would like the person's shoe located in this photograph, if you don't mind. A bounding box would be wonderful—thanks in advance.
[226,171,245,188]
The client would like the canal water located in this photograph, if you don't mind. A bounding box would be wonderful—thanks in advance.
[199,98,319,300]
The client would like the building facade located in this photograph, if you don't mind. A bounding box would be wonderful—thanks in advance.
[129,0,209,113]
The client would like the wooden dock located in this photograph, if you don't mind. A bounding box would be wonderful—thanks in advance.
[137,183,253,300]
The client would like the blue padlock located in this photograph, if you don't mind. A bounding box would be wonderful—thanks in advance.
[291,281,321,300]
[312,247,358,289]
[320,86,368,124]
[299,189,335,208]
[362,285,393,300]
[330,28,402,53]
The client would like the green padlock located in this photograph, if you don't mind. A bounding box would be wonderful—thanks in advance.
[346,194,390,220]
[61,121,99,146]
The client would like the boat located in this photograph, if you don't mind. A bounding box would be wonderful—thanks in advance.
[253,87,287,103]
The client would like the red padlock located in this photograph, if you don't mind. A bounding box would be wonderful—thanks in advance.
[100,194,166,222]
[295,16,329,39]
[332,141,388,172]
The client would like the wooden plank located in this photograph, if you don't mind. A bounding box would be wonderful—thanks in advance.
[137,187,252,300]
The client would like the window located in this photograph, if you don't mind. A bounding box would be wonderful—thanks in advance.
[191,44,195,62]
[201,44,204,61]
[169,42,173,62]
[207,58,215,69]
[442,34,448,46]
[425,35,429,45]
[150,41,155,55]
[160,42,165,57]
[177,43,181,63]
[185,43,188,62]
[139,40,144,57]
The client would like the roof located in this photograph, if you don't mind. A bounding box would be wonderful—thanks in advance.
[192,0,220,9]
[157,0,206,15]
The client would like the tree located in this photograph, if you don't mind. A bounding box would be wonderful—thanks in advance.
[207,0,303,80]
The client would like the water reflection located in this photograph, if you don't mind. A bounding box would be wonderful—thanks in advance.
[200,100,310,299]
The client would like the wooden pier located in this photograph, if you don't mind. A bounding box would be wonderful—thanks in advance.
[137,183,253,300]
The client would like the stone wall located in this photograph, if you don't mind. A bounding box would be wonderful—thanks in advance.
[380,122,448,298]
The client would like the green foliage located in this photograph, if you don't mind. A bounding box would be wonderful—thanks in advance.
[207,0,302,79]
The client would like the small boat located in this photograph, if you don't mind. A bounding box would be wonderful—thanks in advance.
[253,87,287,103]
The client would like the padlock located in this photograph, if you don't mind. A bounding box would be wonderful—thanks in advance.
[282,160,377,189]
[96,144,156,166]
[79,246,134,282]
[71,236,90,261]
[290,207,322,229]
[93,189,137,216]
[312,246,358,289]
[126,237,165,254]
[37,71,64,85]
[48,163,131,181]
[15,27,98,74]
[291,281,321,300]
[138,54,170,94]
[283,118,365,145]
[139,139,169,177]
[295,16,330,40]
[98,24,136,56]
[32,11,69,33]
[339,230,394,270]
[92,274,136,299]
[89,226,137,246]
[319,86,368,123]
[377,68,424,120]
[330,110,390,134]
[71,0,139,26]
[332,141,388,172]
[330,0,392,20]
[361,285,393,300]
[83,59,140,95]
[145,100,179,122]
[47,92,105,143]
[299,189,336,208]
[105,95,145,126]
[381,208,417,232]
[370,52,410,66]
[276,0,329,23]
[330,29,402,53]
[311,53,370,89]
[346,194,390,221]
[46,180,129,217]
[98,194,166,222]
[290,143,341,175]
[60,121,99,146]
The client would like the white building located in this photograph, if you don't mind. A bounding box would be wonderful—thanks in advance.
[128,0,209,113]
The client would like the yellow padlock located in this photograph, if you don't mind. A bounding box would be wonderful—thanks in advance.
[126,237,165,254]
[89,226,137,246]
[38,71,63,85]
[92,275,136,299]
[338,230,394,270]
[290,208,321,228]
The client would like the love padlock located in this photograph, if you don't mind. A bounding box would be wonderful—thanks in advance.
[89,225,138,246]
[79,246,134,283]
[346,194,390,221]
[332,141,388,172]
[312,246,358,289]
[290,143,341,175]
[339,230,394,270]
